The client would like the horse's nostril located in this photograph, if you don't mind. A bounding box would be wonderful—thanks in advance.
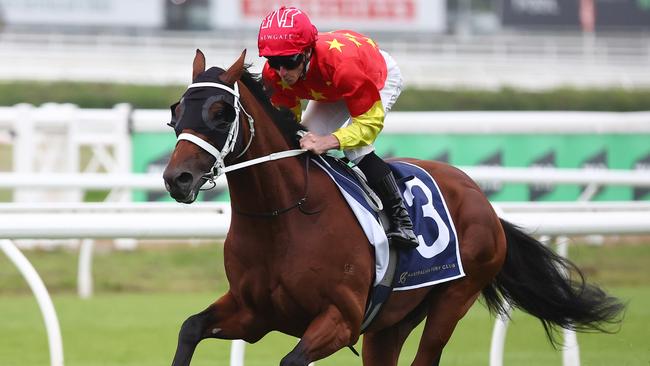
[177,172,193,186]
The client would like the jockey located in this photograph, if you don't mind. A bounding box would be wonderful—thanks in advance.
[258,6,418,250]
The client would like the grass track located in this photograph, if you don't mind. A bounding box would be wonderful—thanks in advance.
[1,288,648,366]
[1,242,649,365]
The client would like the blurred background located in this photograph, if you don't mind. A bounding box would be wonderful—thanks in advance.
[0,1,649,366]
[1,0,649,88]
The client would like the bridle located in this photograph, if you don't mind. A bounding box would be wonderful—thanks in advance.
[175,80,317,217]
[176,81,306,184]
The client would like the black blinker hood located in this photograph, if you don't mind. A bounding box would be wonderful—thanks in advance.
[172,67,238,137]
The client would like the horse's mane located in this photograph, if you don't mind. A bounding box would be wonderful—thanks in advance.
[240,67,307,148]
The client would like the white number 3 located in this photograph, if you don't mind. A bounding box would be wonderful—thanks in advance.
[402,177,450,259]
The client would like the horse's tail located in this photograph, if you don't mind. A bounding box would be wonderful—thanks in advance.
[481,218,625,346]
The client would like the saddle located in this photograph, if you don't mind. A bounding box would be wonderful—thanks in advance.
[327,157,384,211]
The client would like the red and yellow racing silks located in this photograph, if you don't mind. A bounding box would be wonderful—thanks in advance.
[262,30,388,149]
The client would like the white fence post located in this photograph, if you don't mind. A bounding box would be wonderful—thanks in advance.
[11,104,36,202]
[556,236,581,366]
[77,239,95,299]
[489,302,511,366]
[0,239,64,366]
[230,340,245,366]
[228,339,316,366]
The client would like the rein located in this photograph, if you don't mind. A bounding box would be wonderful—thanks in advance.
[176,80,317,217]
[234,154,320,218]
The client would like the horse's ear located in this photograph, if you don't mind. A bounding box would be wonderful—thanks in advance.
[192,49,206,81]
[220,49,247,85]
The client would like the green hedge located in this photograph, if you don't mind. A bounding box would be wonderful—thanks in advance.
[1,81,650,111]
[396,87,650,111]
[0,81,185,109]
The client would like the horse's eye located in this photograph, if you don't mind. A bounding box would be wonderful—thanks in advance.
[212,110,225,120]
[206,114,230,132]
[208,104,235,122]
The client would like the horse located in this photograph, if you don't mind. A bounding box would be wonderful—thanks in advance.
[162,50,624,366]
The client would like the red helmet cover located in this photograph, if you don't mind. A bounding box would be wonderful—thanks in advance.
[258,6,318,57]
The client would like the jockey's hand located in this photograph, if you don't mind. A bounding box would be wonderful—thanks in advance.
[299,132,340,155]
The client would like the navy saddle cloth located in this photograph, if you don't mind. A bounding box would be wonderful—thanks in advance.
[312,155,465,291]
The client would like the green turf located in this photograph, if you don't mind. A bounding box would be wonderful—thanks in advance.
[1,242,648,365]
[0,288,647,366]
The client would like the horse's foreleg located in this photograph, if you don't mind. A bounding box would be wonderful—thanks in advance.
[171,291,264,366]
[280,305,357,366]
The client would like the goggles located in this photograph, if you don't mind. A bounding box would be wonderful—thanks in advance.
[266,53,305,70]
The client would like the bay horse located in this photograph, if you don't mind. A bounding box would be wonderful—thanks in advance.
[162,50,624,366]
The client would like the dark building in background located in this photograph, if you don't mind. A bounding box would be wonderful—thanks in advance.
[166,0,210,30]
[501,0,650,31]
[502,0,580,28]
[594,0,650,29]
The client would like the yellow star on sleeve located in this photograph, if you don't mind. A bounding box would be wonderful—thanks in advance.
[365,38,377,48]
[326,38,345,53]
[347,36,362,47]
[310,89,325,100]
[277,79,292,90]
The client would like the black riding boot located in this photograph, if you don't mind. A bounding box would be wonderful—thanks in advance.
[357,153,419,250]
[373,172,419,249]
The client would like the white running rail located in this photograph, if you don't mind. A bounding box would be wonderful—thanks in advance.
[0,166,649,191]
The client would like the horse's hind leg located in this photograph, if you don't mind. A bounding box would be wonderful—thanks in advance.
[172,291,266,366]
[406,184,505,365]
[361,303,429,366]
[411,281,483,366]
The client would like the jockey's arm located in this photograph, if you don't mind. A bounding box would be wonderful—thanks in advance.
[332,100,384,149]
[330,66,385,150]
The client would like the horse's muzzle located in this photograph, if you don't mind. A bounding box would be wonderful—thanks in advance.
[163,169,202,203]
